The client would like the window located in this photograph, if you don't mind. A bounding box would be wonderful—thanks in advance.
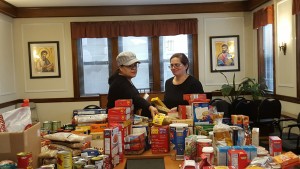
[160,35,193,91]
[262,24,274,92]
[255,5,275,93]
[71,19,198,97]
[77,35,193,96]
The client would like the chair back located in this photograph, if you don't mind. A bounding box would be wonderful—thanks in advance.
[230,97,246,115]
[258,98,281,120]
[235,99,258,123]
[210,98,231,118]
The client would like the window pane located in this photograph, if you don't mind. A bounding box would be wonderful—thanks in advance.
[81,38,109,95]
[84,65,109,94]
[160,35,191,91]
[119,37,151,91]
[263,24,274,92]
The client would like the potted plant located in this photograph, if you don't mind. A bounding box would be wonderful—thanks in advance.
[219,72,267,103]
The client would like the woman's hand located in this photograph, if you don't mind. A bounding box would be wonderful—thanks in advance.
[149,105,159,118]
[169,107,178,114]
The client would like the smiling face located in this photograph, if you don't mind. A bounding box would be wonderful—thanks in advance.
[170,57,188,76]
[119,62,139,79]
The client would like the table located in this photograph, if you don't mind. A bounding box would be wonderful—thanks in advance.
[114,150,182,169]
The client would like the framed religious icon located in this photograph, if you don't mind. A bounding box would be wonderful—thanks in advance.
[28,41,61,78]
[210,35,240,72]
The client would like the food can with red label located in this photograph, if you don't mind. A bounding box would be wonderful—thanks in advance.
[17,152,33,169]
[196,138,212,157]
[57,151,72,169]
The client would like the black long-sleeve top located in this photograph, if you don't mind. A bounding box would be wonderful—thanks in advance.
[107,70,151,117]
[164,75,204,109]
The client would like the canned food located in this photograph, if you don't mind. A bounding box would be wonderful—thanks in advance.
[57,151,72,169]
[52,121,61,132]
[43,121,52,132]
[84,165,96,169]
[73,161,85,169]
[17,152,33,169]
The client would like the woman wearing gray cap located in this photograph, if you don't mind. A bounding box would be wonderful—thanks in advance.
[107,51,159,118]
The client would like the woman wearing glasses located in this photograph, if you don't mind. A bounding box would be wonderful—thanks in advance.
[164,53,204,110]
[107,51,158,118]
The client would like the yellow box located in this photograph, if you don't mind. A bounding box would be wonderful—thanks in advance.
[171,119,194,126]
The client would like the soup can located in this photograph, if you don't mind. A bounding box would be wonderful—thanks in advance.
[57,151,72,169]
[52,121,61,133]
[17,152,33,169]
[169,123,189,160]
[43,121,52,132]
[197,138,212,157]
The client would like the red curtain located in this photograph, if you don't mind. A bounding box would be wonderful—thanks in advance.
[253,5,274,29]
[71,19,197,39]
[293,0,300,15]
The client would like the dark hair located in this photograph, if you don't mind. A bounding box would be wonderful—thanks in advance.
[222,44,228,48]
[41,50,48,55]
[170,53,189,72]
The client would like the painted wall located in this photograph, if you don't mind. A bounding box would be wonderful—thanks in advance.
[0,1,299,124]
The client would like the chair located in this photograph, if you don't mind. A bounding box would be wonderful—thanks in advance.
[234,99,258,126]
[209,98,231,124]
[278,113,300,149]
[230,97,246,115]
[257,98,281,134]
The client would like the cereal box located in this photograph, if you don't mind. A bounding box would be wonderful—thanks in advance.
[192,102,210,125]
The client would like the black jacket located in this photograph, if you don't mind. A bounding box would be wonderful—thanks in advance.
[107,70,151,118]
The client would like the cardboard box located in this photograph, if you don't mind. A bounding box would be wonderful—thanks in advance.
[0,122,41,168]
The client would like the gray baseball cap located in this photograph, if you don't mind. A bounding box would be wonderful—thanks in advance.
[116,51,140,66]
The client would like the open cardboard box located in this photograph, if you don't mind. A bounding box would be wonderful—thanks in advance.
[0,122,41,168]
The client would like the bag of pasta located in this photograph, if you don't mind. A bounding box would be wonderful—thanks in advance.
[213,122,233,147]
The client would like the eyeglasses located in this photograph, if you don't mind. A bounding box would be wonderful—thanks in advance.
[168,63,183,69]
[122,63,139,70]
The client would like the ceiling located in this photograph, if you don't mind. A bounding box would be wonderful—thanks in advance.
[4,0,246,7]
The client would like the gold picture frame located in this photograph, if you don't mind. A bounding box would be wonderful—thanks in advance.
[210,35,240,72]
[28,41,61,78]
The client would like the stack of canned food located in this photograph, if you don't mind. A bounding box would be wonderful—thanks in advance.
[41,121,62,134]
[54,150,112,169]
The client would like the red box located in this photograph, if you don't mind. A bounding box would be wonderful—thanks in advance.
[108,113,131,121]
[115,99,133,107]
[108,107,131,115]
[151,126,169,154]
[228,149,248,169]
[183,94,207,101]
[269,136,282,156]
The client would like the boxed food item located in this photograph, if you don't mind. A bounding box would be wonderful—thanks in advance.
[0,122,41,168]
[151,125,169,154]
[104,127,119,166]
[192,102,210,125]
[273,151,299,167]
[115,99,133,107]
[269,136,282,156]
[108,107,131,115]
[227,149,248,169]
[90,123,108,133]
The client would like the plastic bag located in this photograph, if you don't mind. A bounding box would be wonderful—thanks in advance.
[1,107,32,132]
